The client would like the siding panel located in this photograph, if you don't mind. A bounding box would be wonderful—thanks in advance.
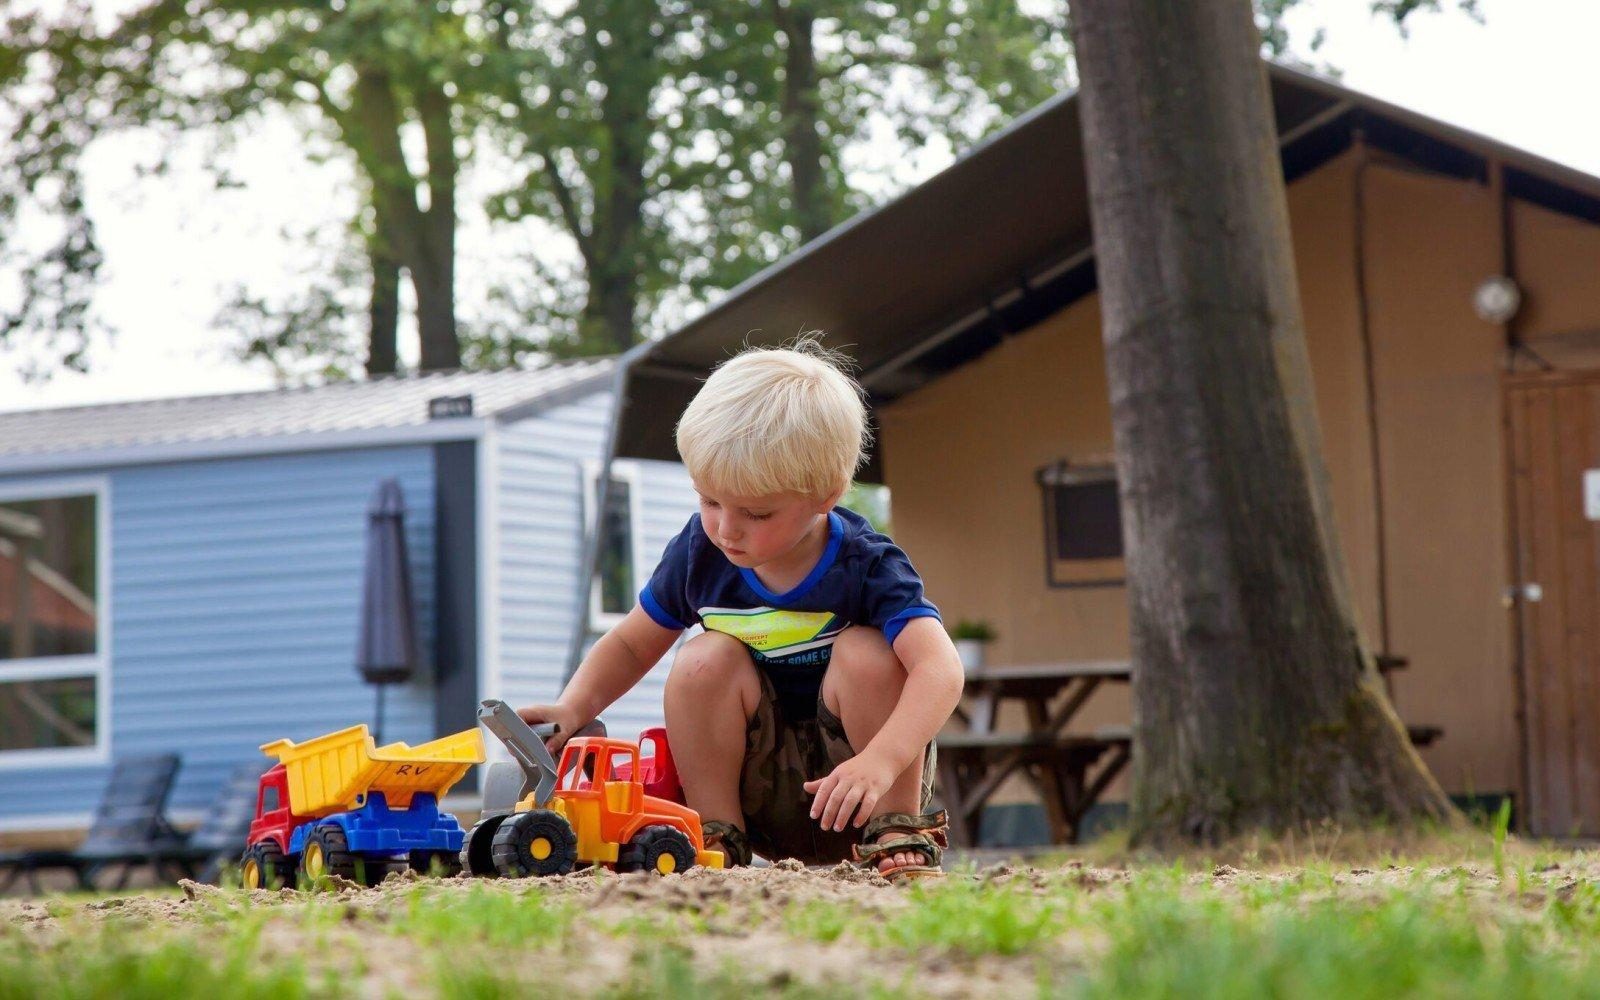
[493,393,695,739]
[0,445,438,827]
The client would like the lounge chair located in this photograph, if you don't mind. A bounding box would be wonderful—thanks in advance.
[0,753,185,894]
[154,760,269,884]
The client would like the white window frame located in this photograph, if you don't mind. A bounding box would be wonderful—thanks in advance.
[580,460,644,632]
[0,475,112,770]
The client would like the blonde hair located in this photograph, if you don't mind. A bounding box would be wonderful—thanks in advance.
[675,337,870,498]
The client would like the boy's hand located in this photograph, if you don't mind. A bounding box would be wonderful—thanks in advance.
[803,750,900,832]
[516,702,584,755]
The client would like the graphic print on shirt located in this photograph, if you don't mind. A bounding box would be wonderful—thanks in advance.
[699,606,847,667]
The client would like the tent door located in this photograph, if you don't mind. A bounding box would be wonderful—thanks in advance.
[1506,371,1600,837]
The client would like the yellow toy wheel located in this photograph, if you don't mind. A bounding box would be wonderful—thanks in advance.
[490,809,577,878]
[298,825,387,884]
[241,842,294,890]
[618,825,696,876]
[302,841,326,879]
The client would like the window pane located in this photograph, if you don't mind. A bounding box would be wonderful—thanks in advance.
[0,677,96,751]
[595,478,633,615]
[1053,480,1123,560]
[0,494,98,660]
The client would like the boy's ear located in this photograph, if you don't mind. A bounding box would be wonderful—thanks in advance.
[819,485,846,512]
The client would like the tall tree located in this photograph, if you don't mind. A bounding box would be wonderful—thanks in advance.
[1069,0,1455,844]
[478,0,684,357]
[683,2,1071,283]
[0,0,484,375]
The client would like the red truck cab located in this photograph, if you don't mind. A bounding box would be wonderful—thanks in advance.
[247,763,311,854]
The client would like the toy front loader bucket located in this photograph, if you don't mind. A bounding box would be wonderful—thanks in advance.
[261,726,485,816]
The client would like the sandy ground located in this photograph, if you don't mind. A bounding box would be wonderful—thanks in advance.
[3,854,1596,997]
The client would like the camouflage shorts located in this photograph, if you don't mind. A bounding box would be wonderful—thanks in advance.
[740,668,937,865]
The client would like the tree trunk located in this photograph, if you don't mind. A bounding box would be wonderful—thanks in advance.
[576,5,651,355]
[412,261,458,371]
[1069,0,1455,845]
[415,79,460,372]
[366,233,400,376]
[348,66,460,373]
[772,1,831,242]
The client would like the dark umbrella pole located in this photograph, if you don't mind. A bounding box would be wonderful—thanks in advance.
[358,478,420,744]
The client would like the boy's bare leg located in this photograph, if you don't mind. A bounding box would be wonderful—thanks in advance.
[664,630,761,833]
[821,626,926,872]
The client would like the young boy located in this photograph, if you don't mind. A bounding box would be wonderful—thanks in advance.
[517,341,965,880]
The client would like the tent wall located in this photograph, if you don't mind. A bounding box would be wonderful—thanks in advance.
[879,149,1600,804]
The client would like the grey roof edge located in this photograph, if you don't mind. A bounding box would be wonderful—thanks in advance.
[0,359,617,475]
[0,418,490,479]
[490,364,617,424]
[0,359,612,424]
[1271,62,1600,201]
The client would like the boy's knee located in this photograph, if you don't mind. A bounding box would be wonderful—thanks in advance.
[666,631,757,703]
[823,627,905,702]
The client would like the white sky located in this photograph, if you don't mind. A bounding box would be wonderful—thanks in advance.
[0,0,1595,413]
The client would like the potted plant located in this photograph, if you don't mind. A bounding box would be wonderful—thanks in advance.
[949,621,996,674]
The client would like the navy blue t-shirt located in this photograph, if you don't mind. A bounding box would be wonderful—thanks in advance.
[639,506,941,720]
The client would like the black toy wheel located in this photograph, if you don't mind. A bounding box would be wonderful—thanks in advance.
[460,814,507,877]
[241,842,295,890]
[617,825,697,875]
[372,858,412,885]
[491,809,578,878]
[409,850,463,878]
[299,825,390,886]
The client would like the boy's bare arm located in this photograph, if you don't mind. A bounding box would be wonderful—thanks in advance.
[805,616,965,829]
[867,617,966,773]
[516,605,681,749]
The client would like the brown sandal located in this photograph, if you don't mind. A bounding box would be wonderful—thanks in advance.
[851,809,948,883]
[701,821,753,867]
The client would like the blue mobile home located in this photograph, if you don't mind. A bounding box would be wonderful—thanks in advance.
[0,363,693,832]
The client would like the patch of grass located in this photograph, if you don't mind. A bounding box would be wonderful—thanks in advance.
[785,879,1070,957]
[0,916,311,1000]
[398,882,578,949]
[601,945,836,1000]
[881,880,1068,956]
[1057,866,1600,999]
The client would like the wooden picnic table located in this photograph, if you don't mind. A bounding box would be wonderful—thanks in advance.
[936,654,1422,847]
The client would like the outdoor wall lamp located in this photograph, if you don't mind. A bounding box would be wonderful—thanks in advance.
[1473,275,1522,325]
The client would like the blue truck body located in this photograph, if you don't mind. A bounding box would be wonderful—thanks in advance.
[287,792,466,857]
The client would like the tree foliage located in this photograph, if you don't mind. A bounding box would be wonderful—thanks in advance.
[0,0,490,376]
[0,0,1483,381]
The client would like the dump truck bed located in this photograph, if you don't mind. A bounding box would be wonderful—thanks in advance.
[261,725,485,816]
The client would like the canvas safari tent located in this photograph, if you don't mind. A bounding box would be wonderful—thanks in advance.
[603,63,1600,838]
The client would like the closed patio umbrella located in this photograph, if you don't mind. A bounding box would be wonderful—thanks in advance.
[357,478,419,742]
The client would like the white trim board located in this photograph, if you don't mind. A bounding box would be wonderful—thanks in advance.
[0,420,488,478]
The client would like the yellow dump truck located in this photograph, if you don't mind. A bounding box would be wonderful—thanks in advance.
[241,725,485,889]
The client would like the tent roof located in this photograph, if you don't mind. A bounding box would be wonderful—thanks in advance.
[616,62,1600,475]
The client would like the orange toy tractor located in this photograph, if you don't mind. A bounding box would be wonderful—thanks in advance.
[460,700,722,877]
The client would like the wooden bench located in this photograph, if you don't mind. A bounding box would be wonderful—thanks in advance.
[935,729,1131,846]
[935,720,1443,848]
